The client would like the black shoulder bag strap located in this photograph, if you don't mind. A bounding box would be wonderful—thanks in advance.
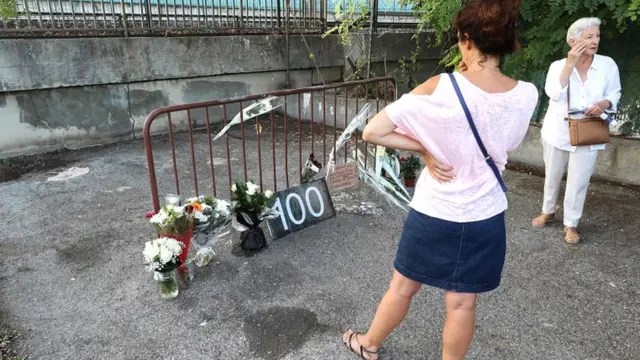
[447,72,508,193]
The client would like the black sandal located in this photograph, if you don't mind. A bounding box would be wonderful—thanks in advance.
[343,330,380,359]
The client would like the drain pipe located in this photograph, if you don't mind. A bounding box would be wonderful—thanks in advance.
[285,0,291,88]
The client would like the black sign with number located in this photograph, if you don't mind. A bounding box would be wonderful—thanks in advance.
[266,178,336,239]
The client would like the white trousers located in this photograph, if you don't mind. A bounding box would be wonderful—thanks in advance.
[541,140,598,227]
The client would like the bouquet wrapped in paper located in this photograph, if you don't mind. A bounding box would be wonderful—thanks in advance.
[148,203,195,235]
[184,195,232,266]
[230,181,278,252]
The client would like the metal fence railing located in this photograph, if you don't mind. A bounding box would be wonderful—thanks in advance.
[326,0,421,26]
[0,0,423,36]
[142,77,396,212]
[0,0,328,36]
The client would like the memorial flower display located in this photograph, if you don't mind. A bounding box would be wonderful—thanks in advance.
[143,237,184,299]
[184,195,232,267]
[148,203,197,278]
[149,203,195,235]
[230,181,277,252]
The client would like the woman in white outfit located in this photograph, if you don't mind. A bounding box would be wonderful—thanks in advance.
[532,17,621,244]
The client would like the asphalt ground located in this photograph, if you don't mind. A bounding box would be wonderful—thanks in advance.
[1,121,639,360]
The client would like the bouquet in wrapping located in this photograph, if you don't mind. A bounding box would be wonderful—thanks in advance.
[148,203,196,235]
[184,195,232,266]
[230,181,278,252]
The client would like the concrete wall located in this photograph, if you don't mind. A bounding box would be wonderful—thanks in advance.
[345,31,443,94]
[0,69,341,158]
[0,32,437,159]
[0,35,344,92]
[508,125,640,186]
[280,93,386,132]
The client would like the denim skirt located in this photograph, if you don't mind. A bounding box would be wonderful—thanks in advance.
[394,209,507,293]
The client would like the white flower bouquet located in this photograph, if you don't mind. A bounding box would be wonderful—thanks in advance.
[143,237,184,299]
[184,195,233,266]
[230,181,275,217]
[149,204,196,235]
[143,237,184,272]
[230,180,278,252]
[184,195,231,229]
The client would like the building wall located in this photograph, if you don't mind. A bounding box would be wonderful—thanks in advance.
[0,32,441,158]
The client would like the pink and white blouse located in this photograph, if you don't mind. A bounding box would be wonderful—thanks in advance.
[384,72,539,222]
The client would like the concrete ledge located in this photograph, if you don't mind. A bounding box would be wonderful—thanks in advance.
[508,125,640,186]
[0,35,345,92]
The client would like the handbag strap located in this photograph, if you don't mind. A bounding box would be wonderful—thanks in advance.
[567,80,571,118]
[447,73,508,193]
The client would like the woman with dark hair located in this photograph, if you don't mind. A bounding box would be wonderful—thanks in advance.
[342,1,539,359]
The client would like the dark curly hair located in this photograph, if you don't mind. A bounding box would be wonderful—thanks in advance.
[453,0,521,57]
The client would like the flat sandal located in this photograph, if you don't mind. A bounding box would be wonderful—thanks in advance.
[343,330,380,359]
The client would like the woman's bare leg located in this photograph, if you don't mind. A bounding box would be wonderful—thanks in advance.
[343,270,421,359]
[442,291,478,360]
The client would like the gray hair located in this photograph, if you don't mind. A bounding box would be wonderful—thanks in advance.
[566,17,601,44]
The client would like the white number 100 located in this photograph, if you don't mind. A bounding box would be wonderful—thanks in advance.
[272,186,324,231]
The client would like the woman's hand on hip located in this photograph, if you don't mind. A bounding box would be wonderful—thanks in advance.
[422,152,455,183]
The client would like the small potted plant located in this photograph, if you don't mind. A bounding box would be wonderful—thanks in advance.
[399,154,421,187]
[143,237,184,299]
[230,181,276,253]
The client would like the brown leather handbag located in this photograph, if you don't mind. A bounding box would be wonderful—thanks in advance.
[567,83,610,146]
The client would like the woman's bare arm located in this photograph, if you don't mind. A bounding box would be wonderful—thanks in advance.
[362,75,455,182]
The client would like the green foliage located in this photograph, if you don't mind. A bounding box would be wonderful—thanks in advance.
[322,0,639,133]
[230,180,274,215]
[399,154,422,179]
[0,0,16,19]
[403,0,640,131]
[322,0,370,47]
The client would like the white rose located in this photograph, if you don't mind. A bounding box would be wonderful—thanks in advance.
[143,242,158,262]
[264,190,273,198]
[150,211,168,224]
[165,239,183,256]
[246,182,259,196]
[195,211,209,223]
[159,245,173,264]
[215,200,230,216]
[231,184,237,192]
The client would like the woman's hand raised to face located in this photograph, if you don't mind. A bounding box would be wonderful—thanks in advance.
[567,40,588,67]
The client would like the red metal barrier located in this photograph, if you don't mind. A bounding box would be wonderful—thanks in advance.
[143,77,397,212]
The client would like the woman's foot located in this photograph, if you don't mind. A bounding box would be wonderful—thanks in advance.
[532,213,555,228]
[342,330,379,359]
[564,226,581,245]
